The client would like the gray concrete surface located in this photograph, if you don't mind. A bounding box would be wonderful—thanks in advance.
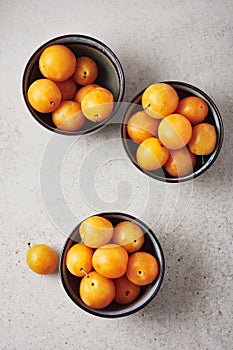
[0,1,232,349]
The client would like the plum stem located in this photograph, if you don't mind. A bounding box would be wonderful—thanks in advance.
[80,268,89,277]
[28,242,31,249]
[201,155,205,165]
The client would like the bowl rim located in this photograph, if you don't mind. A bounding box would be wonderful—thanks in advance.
[59,211,165,318]
[121,80,224,183]
[22,34,125,135]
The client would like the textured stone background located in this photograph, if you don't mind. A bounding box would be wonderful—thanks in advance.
[0,1,232,349]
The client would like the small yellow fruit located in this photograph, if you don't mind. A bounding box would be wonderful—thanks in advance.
[81,87,114,122]
[136,137,169,171]
[79,216,114,248]
[26,243,58,275]
[65,243,93,277]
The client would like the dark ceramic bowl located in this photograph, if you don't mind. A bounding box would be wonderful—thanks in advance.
[60,212,165,318]
[121,81,224,183]
[22,34,125,135]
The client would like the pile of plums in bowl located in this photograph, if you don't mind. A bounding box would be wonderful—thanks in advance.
[121,81,224,183]
[60,212,165,318]
[23,34,125,135]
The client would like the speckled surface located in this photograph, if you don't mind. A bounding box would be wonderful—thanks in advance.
[0,1,233,349]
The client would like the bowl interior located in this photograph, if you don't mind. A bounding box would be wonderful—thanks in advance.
[60,212,165,318]
[121,81,224,183]
[23,35,125,135]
